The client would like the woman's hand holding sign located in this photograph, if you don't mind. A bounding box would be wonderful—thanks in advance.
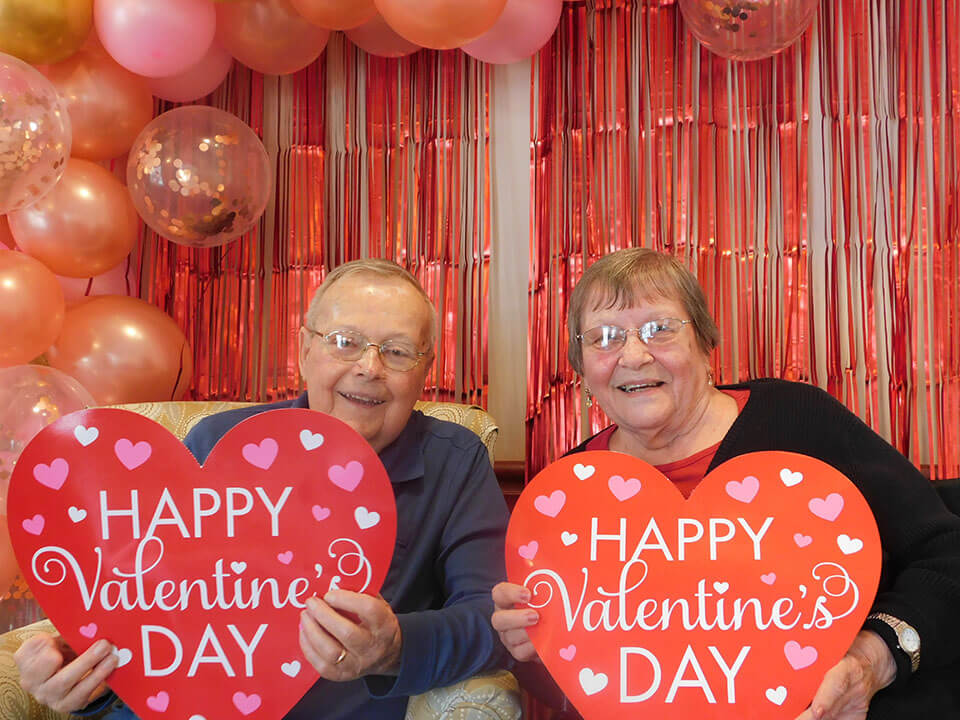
[15,632,117,713]
[299,590,402,681]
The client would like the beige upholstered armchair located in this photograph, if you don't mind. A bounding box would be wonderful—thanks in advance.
[0,400,520,720]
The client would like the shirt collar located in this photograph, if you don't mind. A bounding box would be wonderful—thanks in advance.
[295,392,425,485]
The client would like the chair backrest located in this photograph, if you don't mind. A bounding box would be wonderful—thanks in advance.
[106,400,499,457]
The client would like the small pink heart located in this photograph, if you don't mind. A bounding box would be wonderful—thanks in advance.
[277,551,293,564]
[78,623,97,639]
[534,490,566,518]
[233,692,262,716]
[146,691,170,712]
[559,644,576,661]
[808,492,844,522]
[114,439,152,470]
[311,505,331,522]
[793,533,813,548]
[33,458,69,490]
[518,541,539,560]
[784,640,818,670]
[761,572,777,585]
[22,514,44,535]
[608,475,641,502]
[242,438,279,470]
[328,461,364,492]
[726,475,760,503]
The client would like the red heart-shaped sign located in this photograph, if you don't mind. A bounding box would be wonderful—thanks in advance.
[8,407,397,720]
[506,451,881,720]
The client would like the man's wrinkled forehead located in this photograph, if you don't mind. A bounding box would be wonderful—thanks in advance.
[315,274,434,341]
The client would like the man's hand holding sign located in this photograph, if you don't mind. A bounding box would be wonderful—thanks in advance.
[502,450,882,720]
[8,406,397,719]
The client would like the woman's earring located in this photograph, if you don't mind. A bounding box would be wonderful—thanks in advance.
[584,386,593,408]
[707,369,715,386]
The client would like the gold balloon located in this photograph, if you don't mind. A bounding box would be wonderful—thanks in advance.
[0,0,93,66]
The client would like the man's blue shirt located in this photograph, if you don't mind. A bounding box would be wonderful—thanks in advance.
[81,394,509,719]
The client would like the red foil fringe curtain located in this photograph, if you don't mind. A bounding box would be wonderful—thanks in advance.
[135,36,491,408]
[528,0,960,480]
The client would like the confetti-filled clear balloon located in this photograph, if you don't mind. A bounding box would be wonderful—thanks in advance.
[126,106,272,248]
[0,364,95,500]
[678,0,820,61]
[0,53,71,213]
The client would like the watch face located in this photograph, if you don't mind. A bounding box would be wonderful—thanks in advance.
[899,626,921,653]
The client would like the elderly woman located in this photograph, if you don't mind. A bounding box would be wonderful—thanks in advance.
[493,248,960,719]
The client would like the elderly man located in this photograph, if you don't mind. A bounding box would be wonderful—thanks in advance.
[15,259,510,719]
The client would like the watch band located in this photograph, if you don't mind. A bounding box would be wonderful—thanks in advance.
[865,612,920,674]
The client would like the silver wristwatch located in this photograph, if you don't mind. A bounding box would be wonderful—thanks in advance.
[867,612,920,672]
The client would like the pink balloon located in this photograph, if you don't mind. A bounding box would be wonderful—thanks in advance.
[677,0,820,61]
[149,43,233,103]
[345,13,420,58]
[462,0,562,64]
[57,258,132,306]
[94,0,216,77]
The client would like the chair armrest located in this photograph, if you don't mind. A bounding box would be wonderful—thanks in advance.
[405,671,520,720]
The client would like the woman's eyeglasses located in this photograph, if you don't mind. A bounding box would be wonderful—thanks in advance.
[578,319,691,351]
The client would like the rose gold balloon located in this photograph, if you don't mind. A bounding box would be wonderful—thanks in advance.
[345,13,420,57]
[217,0,330,75]
[0,216,14,249]
[291,0,376,31]
[373,0,507,49]
[0,249,65,367]
[149,42,233,103]
[8,158,138,278]
[678,0,820,61]
[57,257,131,305]
[0,0,93,66]
[127,106,272,248]
[0,53,71,214]
[47,295,193,404]
[43,47,153,161]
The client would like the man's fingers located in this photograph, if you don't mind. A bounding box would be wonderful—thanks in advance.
[299,614,348,678]
[303,596,367,651]
[491,608,538,633]
[492,582,530,609]
[54,652,117,712]
[323,590,388,626]
[508,640,538,663]
[500,628,532,650]
[47,640,116,695]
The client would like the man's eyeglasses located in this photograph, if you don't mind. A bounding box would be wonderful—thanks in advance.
[304,328,427,372]
[578,319,691,352]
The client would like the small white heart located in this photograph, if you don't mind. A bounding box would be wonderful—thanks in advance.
[780,468,804,487]
[231,561,247,574]
[281,660,301,677]
[354,506,380,530]
[68,506,87,523]
[578,667,608,696]
[713,581,729,594]
[189,716,207,720]
[561,531,578,546]
[765,686,787,705]
[328,575,341,592]
[299,429,324,451]
[112,647,133,668]
[837,534,864,555]
[573,463,595,481]
[73,425,99,447]
[314,563,323,578]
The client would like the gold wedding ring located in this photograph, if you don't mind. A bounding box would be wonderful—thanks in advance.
[334,648,347,665]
